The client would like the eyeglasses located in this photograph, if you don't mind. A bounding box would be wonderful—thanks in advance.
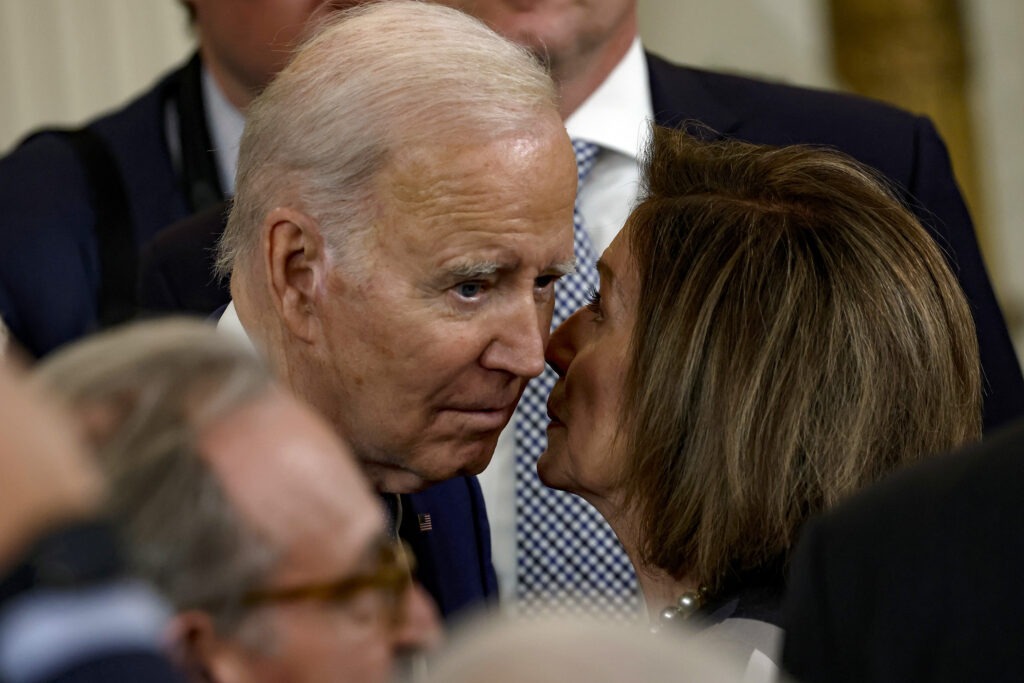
[241,539,416,625]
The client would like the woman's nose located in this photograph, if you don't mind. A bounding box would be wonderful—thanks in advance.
[545,308,584,378]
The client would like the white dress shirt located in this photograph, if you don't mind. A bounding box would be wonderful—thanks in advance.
[201,67,246,196]
[476,38,654,603]
[216,300,255,350]
[163,65,245,199]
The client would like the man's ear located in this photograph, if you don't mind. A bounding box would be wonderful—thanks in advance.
[165,610,250,683]
[261,207,326,343]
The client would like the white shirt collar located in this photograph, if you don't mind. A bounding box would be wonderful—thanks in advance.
[201,66,246,196]
[217,301,258,354]
[565,38,652,160]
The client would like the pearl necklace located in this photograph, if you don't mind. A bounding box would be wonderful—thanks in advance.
[651,585,708,633]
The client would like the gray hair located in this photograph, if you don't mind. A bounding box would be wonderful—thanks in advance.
[35,318,277,634]
[215,0,558,277]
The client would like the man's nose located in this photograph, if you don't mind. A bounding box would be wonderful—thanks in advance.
[545,308,582,378]
[479,294,549,378]
[392,582,442,652]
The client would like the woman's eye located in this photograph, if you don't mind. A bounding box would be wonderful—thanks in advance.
[585,288,603,317]
[456,282,483,299]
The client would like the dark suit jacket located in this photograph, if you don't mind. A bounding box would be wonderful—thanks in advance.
[139,52,1024,433]
[402,476,499,621]
[0,54,222,358]
[42,652,183,683]
[782,417,1024,683]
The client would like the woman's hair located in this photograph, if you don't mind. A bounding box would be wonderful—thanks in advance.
[623,126,981,592]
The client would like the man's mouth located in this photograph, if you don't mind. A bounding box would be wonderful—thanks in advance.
[442,401,518,431]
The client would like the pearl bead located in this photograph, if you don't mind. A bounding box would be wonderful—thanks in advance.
[659,607,680,623]
[677,592,700,614]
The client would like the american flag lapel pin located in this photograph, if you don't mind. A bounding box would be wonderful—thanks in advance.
[417,513,433,532]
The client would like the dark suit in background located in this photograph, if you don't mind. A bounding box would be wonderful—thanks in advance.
[782,417,1024,683]
[0,55,223,357]
[140,52,1024,432]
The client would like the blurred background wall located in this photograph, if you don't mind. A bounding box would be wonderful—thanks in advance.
[1,0,1021,361]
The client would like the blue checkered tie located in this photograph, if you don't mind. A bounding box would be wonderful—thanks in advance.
[513,139,641,617]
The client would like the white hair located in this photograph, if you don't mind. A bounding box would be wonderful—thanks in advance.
[216,0,558,278]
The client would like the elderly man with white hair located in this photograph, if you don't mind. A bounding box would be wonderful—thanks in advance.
[213,1,578,619]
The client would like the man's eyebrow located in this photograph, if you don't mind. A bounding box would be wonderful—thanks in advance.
[444,259,577,279]
[548,259,577,277]
[444,261,504,279]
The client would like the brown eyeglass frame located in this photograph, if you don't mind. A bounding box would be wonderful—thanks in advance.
[241,539,415,611]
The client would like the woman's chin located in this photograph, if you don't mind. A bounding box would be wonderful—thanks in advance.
[537,441,570,492]
[540,426,604,501]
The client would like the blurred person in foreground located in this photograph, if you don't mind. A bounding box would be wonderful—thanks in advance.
[36,319,440,683]
[539,126,981,668]
[422,614,790,683]
[783,418,1024,682]
[0,360,181,683]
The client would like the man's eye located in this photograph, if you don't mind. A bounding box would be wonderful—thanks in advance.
[455,282,483,298]
[535,274,559,289]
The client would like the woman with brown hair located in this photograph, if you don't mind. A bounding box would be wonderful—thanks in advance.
[540,126,981,665]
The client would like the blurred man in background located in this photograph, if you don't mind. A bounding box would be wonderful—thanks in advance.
[0,1,345,356]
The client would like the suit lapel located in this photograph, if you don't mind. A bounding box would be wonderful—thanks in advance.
[646,51,741,139]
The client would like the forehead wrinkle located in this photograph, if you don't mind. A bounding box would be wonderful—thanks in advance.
[386,154,499,211]
[384,158,550,225]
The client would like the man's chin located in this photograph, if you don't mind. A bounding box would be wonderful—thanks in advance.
[363,446,494,494]
[364,463,434,494]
